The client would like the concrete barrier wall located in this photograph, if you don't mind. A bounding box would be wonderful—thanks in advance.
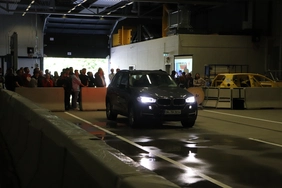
[15,87,107,111]
[217,88,232,108]
[202,87,219,108]
[15,87,65,111]
[244,88,282,109]
[202,87,282,109]
[80,87,107,111]
[0,89,179,188]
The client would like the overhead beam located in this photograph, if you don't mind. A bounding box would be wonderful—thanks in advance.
[131,0,227,5]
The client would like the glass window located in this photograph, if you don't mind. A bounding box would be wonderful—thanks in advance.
[110,72,122,86]
[253,75,272,82]
[130,72,177,87]
[120,73,129,86]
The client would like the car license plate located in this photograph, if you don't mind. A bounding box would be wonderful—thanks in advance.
[165,110,181,115]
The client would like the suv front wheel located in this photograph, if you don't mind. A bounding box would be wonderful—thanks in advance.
[106,101,117,120]
[128,106,141,127]
[181,119,195,128]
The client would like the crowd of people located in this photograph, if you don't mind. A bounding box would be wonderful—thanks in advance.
[1,66,207,109]
[171,70,206,88]
[2,66,119,111]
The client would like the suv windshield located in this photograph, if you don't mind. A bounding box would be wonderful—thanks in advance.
[129,72,177,87]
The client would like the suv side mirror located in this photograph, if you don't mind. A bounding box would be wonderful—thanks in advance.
[179,83,185,88]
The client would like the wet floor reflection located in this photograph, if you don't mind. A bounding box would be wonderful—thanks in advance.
[104,132,282,188]
[74,121,282,188]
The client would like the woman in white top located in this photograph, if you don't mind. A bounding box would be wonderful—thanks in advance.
[193,73,206,87]
[71,70,85,109]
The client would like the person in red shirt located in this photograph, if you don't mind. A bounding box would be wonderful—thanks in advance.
[22,67,32,87]
[42,73,54,87]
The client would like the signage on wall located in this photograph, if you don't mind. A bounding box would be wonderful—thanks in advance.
[27,47,34,54]
[174,55,193,75]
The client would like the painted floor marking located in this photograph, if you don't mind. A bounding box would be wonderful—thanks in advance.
[249,138,282,148]
[65,112,232,188]
[65,112,117,136]
[203,110,282,125]
[203,110,282,148]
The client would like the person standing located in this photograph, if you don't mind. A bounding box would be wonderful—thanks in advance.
[42,73,54,87]
[53,71,60,86]
[79,68,88,87]
[65,68,72,110]
[37,70,44,87]
[78,68,88,107]
[108,68,115,82]
[0,67,4,89]
[57,71,72,110]
[193,73,206,87]
[15,69,24,88]
[71,69,85,110]
[186,73,194,88]
[22,67,32,87]
[178,72,187,88]
[30,70,40,88]
[94,68,106,87]
[4,68,15,91]
[170,70,177,82]
[87,71,95,87]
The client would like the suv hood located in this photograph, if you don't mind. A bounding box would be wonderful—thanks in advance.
[133,87,193,99]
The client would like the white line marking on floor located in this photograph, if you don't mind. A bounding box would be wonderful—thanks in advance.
[65,112,117,136]
[65,112,232,188]
[203,110,282,125]
[249,138,282,148]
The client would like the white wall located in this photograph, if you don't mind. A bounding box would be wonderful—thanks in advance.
[110,35,179,72]
[0,14,44,57]
[178,34,266,76]
[110,34,267,77]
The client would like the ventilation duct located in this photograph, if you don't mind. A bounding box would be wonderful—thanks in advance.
[168,5,192,35]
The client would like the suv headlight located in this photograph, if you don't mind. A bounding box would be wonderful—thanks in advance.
[186,96,195,103]
[137,96,157,103]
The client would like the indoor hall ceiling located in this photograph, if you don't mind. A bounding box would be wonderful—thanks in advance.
[0,0,252,36]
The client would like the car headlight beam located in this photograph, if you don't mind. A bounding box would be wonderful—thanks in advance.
[186,96,195,103]
[137,96,156,103]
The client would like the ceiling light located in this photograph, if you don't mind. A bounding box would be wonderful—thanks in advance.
[22,0,35,17]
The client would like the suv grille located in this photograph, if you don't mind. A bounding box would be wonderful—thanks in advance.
[157,98,185,106]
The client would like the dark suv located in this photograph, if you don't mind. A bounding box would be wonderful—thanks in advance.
[105,70,198,127]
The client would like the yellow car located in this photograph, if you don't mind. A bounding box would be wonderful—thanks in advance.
[211,73,282,88]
